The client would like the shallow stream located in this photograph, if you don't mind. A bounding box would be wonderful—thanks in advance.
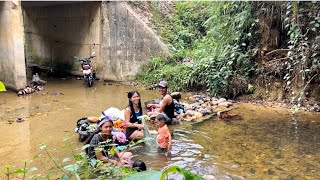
[0,79,319,179]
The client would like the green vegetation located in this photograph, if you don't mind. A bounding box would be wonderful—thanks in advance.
[282,2,320,110]
[0,136,201,180]
[137,1,320,101]
[137,1,258,98]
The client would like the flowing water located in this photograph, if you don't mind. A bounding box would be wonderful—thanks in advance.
[0,79,319,179]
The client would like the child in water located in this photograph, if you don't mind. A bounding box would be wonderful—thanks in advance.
[132,160,147,172]
[151,114,172,152]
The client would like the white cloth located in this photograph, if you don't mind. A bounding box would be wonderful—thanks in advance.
[100,107,125,121]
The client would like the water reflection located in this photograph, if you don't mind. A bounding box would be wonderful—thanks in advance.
[0,79,319,179]
[132,104,320,179]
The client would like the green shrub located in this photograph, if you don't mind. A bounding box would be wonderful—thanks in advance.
[137,1,258,98]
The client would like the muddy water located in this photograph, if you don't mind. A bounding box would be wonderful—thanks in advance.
[0,79,319,179]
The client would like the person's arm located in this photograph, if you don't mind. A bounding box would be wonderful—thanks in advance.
[94,147,122,166]
[156,95,171,113]
[124,107,144,129]
[149,103,160,108]
[167,129,172,151]
[147,95,171,116]
[115,148,131,165]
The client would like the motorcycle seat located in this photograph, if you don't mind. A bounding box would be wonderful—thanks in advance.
[83,65,90,70]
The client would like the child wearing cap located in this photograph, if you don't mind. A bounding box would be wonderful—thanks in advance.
[151,114,172,152]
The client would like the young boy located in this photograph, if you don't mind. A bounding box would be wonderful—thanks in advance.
[152,114,172,152]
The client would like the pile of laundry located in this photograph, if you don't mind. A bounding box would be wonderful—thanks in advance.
[17,73,47,96]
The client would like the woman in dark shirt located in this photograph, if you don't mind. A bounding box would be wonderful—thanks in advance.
[88,117,132,167]
[124,91,145,140]
[147,81,175,121]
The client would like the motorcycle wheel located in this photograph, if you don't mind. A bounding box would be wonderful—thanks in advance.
[88,75,93,87]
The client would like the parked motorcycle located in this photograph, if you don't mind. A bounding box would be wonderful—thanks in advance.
[75,52,96,87]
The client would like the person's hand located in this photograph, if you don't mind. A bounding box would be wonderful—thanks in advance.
[116,161,124,167]
[137,124,144,130]
[121,159,132,166]
[147,112,153,116]
[149,130,158,135]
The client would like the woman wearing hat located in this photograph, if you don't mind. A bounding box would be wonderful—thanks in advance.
[147,81,175,122]
[87,116,133,167]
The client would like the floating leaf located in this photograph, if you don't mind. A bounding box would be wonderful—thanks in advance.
[63,158,71,163]
[27,167,38,172]
[64,164,79,172]
[33,154,41,159]
[39,145,46,150]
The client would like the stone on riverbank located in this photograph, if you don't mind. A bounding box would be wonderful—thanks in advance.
[171,92,181,100]
[175,94,238,122]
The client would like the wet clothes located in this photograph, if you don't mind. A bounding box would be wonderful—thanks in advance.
[125,110,142,138]
[163,94,175,120]
[157,124,170,149]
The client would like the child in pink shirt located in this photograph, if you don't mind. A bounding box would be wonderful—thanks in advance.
[154,114,172,152]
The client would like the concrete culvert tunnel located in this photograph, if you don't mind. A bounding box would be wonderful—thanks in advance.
[0,1,169,91]
[22,1,101,78]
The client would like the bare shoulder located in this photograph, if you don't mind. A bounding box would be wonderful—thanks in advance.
[163,94,172,101]
[124,107,131,113]
[164,94,173,103]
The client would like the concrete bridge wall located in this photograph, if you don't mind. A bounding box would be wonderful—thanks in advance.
[0,1,26,90]
[101,2,169,80]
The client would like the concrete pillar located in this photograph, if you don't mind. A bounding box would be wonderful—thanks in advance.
[0,1,26,91]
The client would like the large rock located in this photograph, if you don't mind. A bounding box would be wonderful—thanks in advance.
[210,100,219,106]
[218,101,233,108]
[171,92,181,100]
[203,175,215,180]
[217,98,227,104]
[185,103,201,111]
